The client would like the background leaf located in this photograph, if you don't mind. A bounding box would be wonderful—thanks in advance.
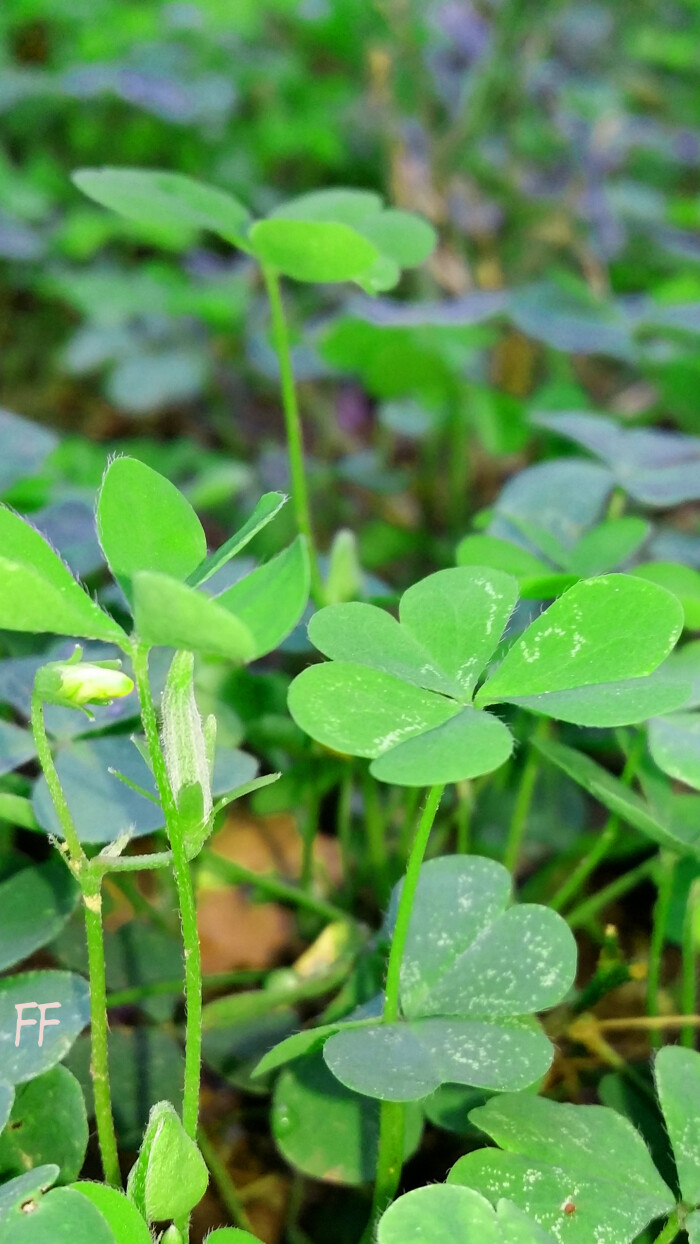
[0,858,79,973]
[0,971,90,1085]
[272,1051,422,1185]
[0,1066,87,1184]
[73,168,251,248]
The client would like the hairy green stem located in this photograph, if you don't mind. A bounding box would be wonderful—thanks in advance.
[30,692,120,1186]
[261,263,323,602]
[681,880,700,1048]
[363,785,444,1240]
[550,732,645,913]
[368,1102,405,1236]
[567,856,657,931]
[130,644,203,1148]
[648,852,677,1050]
[84,886,121,1187]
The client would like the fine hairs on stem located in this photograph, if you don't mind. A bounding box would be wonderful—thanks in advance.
[30,690,121,1188]
[130,643,203,1236]
[362,784,444,1242]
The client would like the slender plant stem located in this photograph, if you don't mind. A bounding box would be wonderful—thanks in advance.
[648,852,677,1050]
[454,781,472,854]
[30,691,85,864]
[369,1102,406,1233]
[651,1212,680,1244]
[681,880,700,1048]
[84,884,121,1187]
[261,263,323,602]
[363,769,390,900]
[131,644,203,1146]
[596,1014,700,1032]
[197,1128,254,1234]
[30,692,120,1186]
[504,731,544,874]
[566,856,657,931]
[362,786,444,1241]
[201,849,350,925]
[384,786,444,1023]
[550,732,645,913]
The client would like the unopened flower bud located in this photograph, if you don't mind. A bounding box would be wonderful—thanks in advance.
[161,651,215,859]
[35,650,133,711]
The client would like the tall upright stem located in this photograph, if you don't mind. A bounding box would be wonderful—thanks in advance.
[363,785,444,1242]
[383,785,444,1022]
[130,644,203,1142]
[262,263,323,602]
[30,692,120,1187]
[648,851,676,1050]
[84,885,121,1187]
[681,879,700,1048]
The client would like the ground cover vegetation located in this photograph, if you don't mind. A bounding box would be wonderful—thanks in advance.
[3,1,700,1242]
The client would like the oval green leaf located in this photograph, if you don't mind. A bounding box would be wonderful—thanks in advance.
[378,1185,555,1244]
[72,168,251,248]
[0,1066,87,1183]
[0,971,91,1085]
[72,1184,151,1244]
[478,575,683,702]
[132,571,255,661]
[97,457,207,600]
[370,707,513,786]
[0,857,79,973]
[288,662,461,759]
[273,1052,422,1185]
[0,507,125,643]
[216,537,310,658]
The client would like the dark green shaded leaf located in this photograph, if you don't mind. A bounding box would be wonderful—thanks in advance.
[0,857,79,972]
[0,1066,87,1184]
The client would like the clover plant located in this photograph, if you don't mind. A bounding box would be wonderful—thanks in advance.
[4,81,700,1244]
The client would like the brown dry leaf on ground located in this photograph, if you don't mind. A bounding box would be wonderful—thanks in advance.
[197,811,341,974]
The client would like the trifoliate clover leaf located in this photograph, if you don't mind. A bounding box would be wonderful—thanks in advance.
[288,568,685,786]
[448,1090,676,1244]
[255,856,576,1104]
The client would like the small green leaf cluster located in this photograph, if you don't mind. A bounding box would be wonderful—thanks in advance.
[72,172,437,292]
